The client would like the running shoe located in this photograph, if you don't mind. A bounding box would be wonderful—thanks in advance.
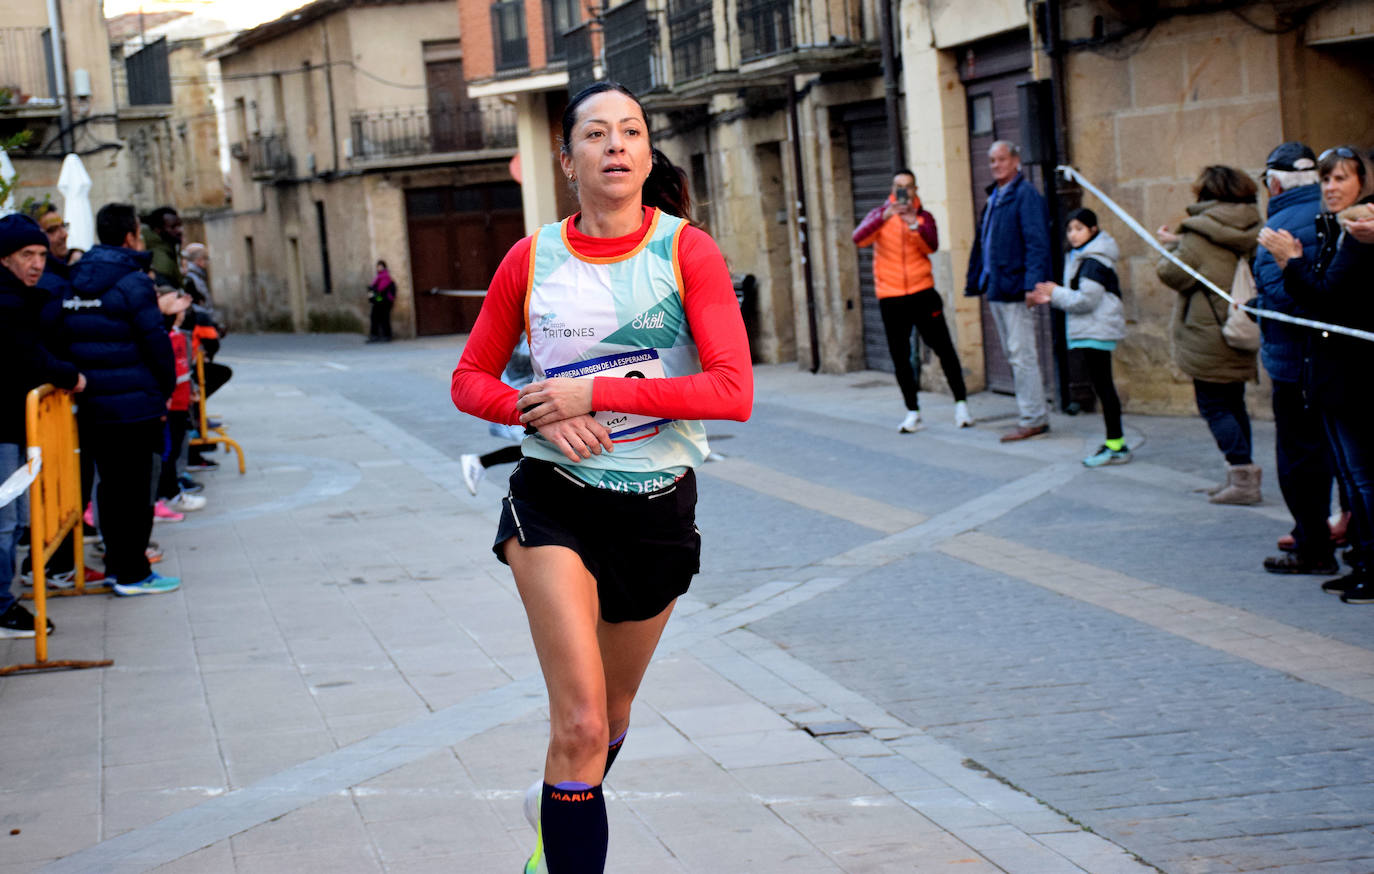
[522,779,546,874]
[0,602,53,639]
[954,400,974,428]
[898,410,922,433]
[83,502,95,528]
[167,491,207,512]
[23,567,107,589]
[153,500,185,522]
[461,454,485,496]
[1082,445,1132,468]
[177,475,205,494]
[112,572,181,597]
[186,456,220,472]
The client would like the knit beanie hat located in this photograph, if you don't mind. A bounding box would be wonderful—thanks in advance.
[0,214,49,258]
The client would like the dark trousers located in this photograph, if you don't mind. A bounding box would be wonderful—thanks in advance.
[157,412,190,500]
[1273,380,1335,559]
[481,445,523,468]
[1322,406,1373,572]
[1193,379,1252,466]
[370,300,393,340]
[1080,348,1123,441]
[878,288,967,410]
[82,418,160,583]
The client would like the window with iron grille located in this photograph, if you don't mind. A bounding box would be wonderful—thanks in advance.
[605,0,657,95]
[491,0,529,71]
[125,37,171,105]
[668,0,713,83]
[564,21,596,96]
[544,0,581,62]
[737,0,792,62]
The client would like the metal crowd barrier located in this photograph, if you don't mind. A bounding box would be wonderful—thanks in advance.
[1,385,113,676]
[188,345,246,475]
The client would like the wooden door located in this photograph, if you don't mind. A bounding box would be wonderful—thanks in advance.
[406,183,525,336]
[426,59,472,153]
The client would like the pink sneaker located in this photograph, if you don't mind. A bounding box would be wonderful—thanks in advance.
[153,500,185,523]
[83,502,95,528]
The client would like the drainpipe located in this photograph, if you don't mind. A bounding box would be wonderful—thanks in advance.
[322,23,339,174]
[788,83,820,373]
[877,0,903,170]
[45,0,73,155]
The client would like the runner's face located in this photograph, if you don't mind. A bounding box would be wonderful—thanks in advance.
[1322,161,1362,213]
[560,91,651,209]
[1066,219,1094,249]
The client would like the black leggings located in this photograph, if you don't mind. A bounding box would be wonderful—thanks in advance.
[480,445,523,469]
[878,288,967,410]
[1194,379,1252,465]
[1080,348,1123,441]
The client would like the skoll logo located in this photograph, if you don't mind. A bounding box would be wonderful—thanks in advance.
[632,310,665,330]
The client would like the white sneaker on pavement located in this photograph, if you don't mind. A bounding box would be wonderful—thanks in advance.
[954,400,974,428]
[898,410,922,433]
[460,454,484,496]
[168,491,207,512]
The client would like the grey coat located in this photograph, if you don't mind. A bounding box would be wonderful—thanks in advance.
[1049,230,1126,343]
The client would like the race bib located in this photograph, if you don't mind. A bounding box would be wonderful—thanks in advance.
[543,348,671,439]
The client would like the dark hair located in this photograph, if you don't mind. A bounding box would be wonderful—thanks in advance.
[894,168,916,182]
[144,206,178,231]
[1317,145,1374,201]
[96,203,140,246]
[1065,207,1098,229]
[24,202,58,221]
[376,259,388,270]
[561,81,694,224]
[1192,165,1257,204]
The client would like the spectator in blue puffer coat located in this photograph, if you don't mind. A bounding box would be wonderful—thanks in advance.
[1253,142,1341,578]
[59,203,180,598]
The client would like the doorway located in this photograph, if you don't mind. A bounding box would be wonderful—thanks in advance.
[405,182,525,336]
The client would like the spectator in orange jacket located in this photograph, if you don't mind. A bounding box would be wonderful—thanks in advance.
[854,169,972,432]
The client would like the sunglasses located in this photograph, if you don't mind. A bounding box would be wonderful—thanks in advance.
[1319,147,1357,161]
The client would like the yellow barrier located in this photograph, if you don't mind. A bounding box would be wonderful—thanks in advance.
[189,345,245,475]
[1,385,113,676]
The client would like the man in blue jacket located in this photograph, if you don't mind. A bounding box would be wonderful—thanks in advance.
[61,203,180,597]
[1254,142,1338,577]
[965,140,1053,441]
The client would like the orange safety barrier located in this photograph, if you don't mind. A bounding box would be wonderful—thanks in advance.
[189,344,245,474]
[1,385,113,676]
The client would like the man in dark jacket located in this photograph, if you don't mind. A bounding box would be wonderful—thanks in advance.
[965,140,1053,441]
[62,203,180,597]
[1,215,84,638]
[1254,142,1338,577]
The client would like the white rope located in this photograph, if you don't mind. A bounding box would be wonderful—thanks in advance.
[1057,164,1374,343]
[0,448,40,508]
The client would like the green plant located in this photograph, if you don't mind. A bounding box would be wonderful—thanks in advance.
[1,131,35,208]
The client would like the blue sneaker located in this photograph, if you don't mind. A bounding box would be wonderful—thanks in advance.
[1083,444,1132,468]
[112,572,182,597]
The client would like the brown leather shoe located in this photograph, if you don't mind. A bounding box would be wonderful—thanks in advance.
[999,424,1049,442]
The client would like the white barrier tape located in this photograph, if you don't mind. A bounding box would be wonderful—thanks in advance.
[1057,164,1374,343]
[0,448,40,508]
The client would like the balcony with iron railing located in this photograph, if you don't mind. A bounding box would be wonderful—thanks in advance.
[604,0,663,96]
[667,0,715,84]
[248,133,293,181]
[348,102,518,164]
[0,27,59,117]
[738,0,793,62]
[735,0,877,76]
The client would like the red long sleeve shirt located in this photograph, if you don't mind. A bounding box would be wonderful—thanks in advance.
[452,208,753,427]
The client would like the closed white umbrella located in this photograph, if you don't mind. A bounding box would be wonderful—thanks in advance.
[0,149,16,215]
[57,153,95,252]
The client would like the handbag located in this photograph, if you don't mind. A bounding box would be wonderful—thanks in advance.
[1221,257,1260,352]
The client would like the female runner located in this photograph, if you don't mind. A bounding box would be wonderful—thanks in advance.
[450,82,753,873]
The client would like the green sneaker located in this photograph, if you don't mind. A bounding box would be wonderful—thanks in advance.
[112,572,181,597]
[1083,444,1132,468]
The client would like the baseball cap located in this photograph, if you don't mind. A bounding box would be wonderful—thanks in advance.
[1265,142,1317,172]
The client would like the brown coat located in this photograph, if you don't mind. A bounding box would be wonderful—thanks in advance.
[1156,200,1261,383]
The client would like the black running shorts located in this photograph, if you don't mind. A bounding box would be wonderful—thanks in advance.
[493,458,700,623]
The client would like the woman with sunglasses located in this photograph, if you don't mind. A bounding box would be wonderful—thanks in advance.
[1259,145,1374,604]
[451,82,752,873]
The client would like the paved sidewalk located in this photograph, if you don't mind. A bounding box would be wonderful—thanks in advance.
[0,337,1157,874]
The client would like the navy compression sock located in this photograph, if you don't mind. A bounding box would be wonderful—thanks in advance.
[604,729,627,778]
[541,781,607,874]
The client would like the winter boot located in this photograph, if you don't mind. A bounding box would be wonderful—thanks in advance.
[1209,464,1262,505]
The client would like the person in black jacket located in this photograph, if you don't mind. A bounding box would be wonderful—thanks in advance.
[1,215,84,638]
[1259,146,1374,604]
[61,204,181,597]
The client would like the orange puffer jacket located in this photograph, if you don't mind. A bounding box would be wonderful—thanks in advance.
[853,195,939,299]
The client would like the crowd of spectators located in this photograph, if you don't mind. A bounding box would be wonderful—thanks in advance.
[1,202,231,639]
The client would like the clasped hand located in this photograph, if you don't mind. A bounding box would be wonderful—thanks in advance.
[1257,227,1302,268]
[517,378,613,462]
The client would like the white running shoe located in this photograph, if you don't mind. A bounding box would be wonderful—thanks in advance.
[460,453,484,496]
[898,410,922,433]
[168,491,207,512]
[954,400,974,428]
[522,779,546,874]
